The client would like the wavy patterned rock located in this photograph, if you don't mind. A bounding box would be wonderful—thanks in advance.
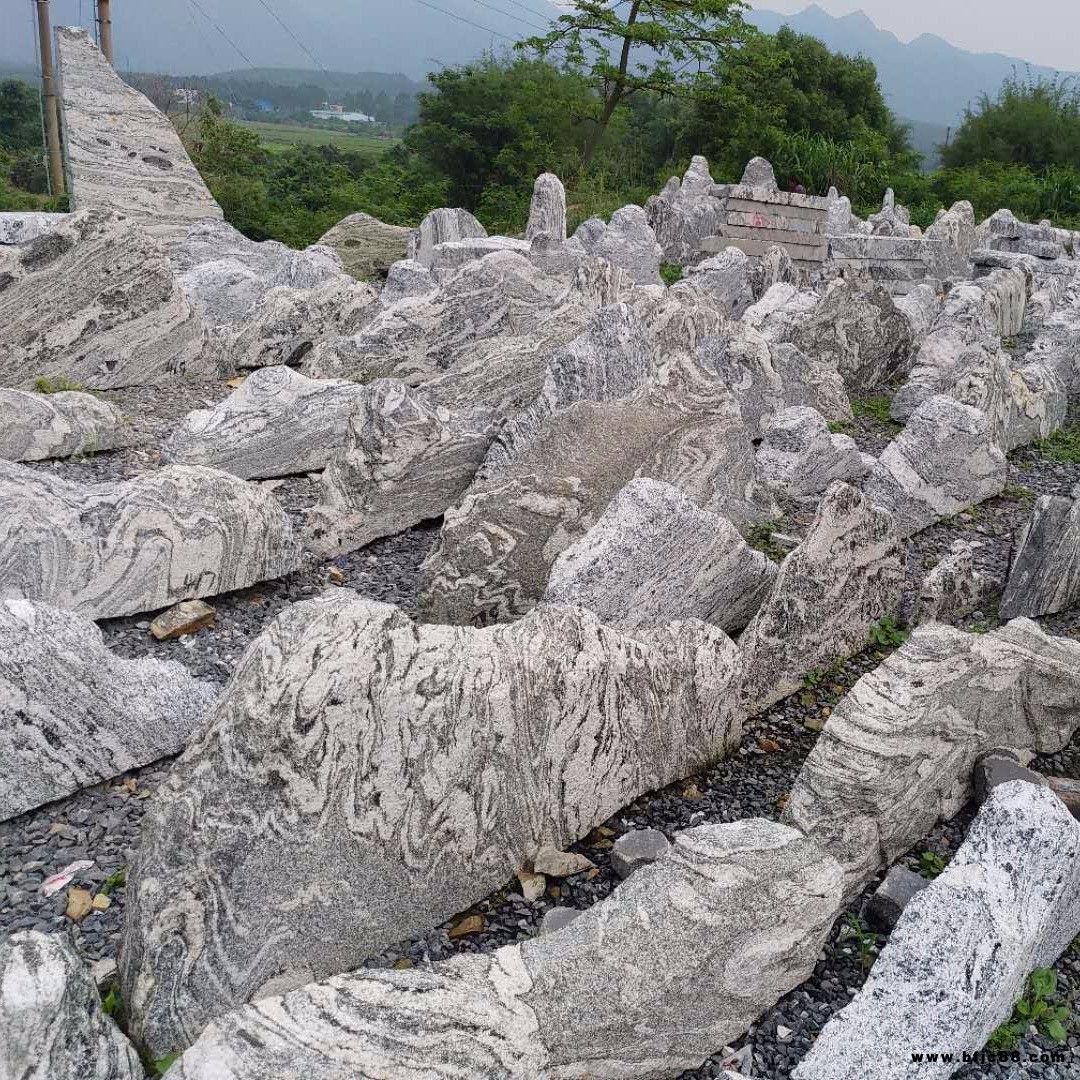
[645,157,724,265]
[222,278,379,370]
[0,389,129,461]
[0,462,302,618]
[748,243,797,300]
[742,282,821,342]
[543,478,777,635]
[266,245,346,290]
[914,540,983,624]
[0,598,216,821]
[55,27,222,242]
[170,820,841,1080]
[168,219,292,276]
[1,930,142,1079]
[316,211,410,279]
[379,258,438,305]
[407,207,487,268]
[580,205,663,285]
[925,200,976,276]
[119,595,744,1056]
[0,209,209,389]
[429,236,532,276]
[756,407,869,498]
[673,246,753,316]
[863,396,1007,537]
[178,257,270,327]
[420,353,776,625]
[999,493,1080,619]
[782,619,1080,898]
[738,482,904,713]
[165,366,369,479]
[1004,359,1068,452]
[794,782,1080,1080]
[525,173,567,243]
[791,282,913,393]
[895,282,941,339]
[0,212,67,245]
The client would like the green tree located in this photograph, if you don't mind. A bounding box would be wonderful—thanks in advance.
[942,74,1080,171]
[520,0,751,170]
[0,79,43,153]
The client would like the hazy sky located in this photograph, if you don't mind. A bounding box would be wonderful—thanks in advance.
[751,0,1080,72]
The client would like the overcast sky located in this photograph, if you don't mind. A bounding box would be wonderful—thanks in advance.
[751,1,1080,72]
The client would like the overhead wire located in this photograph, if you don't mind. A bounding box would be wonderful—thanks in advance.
[467,0,549,32]
[405,0,515,41]
[250,0,348,95]
[185,0,259,69]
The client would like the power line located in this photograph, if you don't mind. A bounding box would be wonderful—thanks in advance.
[406,0,515,41]
[251,0,348,96]
[186,0,259,69]
[497,0,557,22]
[468,0,549,32]
[182,0,220,63]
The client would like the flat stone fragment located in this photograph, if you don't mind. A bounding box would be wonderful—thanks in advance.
[0,598,216,822]
[120,595,744,1057]
[540,907,582,936]
[1,930,143,1079]
[863,865,930,933]
[54,27,222,243]
[542,477,777,635]
[0,461,302,619]
[0,209,209,390]
[407,207,487,268]
[532,847,595,878]
[756,406,869,498]
[913,540,983,624]
[161,820,842,1079]
[164,365,370,479]
[610,828,671,879]
[999,493,1080,619]
[972,751,1048,806]
[525,173,567,243]
[316,211,410,279]
[149,599,217,641]
[793,782,1080,1080]
[738,481,905,714]
[0,389,129,461]
[783,619,1080,898]
[862,396,1007,538]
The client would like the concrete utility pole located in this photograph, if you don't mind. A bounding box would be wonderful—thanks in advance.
[96,0,114,65]
[34,0,65,196]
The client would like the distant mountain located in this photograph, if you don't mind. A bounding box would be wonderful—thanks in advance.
[211,68,426,98]
[748,4,1077,128]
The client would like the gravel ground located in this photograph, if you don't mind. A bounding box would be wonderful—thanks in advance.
[3,380,1080,1076]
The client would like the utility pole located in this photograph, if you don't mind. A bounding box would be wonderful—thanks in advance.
[96,0,113,65]
[34,0,65,196]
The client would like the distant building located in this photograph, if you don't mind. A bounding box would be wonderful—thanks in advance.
[172,88,200,105]
[310,108,374,123]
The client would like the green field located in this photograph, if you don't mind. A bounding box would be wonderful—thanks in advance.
[239,120,397,157]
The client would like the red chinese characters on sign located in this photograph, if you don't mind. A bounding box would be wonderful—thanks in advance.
[750,212,773,228]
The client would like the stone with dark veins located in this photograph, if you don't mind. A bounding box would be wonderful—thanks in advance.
[0,388,130,462]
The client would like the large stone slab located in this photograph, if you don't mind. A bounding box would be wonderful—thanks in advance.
[169,820,841,1080]
[783,619,1080,898]
[419,352,776,625]
[54,27,222,243]
[1,931,142,1079]
[794,782,1080,1080]
[164,366,369,479]
[0,462,302,619]
[737,482,904,713]
[542,477,777,635]
[525,173,567,243]
[999,493,1080,619]
[119,595,743,1057]
[316,211,410,279]
[407,207,487,268]
[756,406,869,498]
[0,388,129,461]
[0,598,216,822]
[0,209,209,389]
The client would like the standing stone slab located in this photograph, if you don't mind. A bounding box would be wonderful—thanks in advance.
[0,598,216,822]
[407,207,487,268]
[999,493,1080,619]
[0,389,129,461]
[0,209,209,390]
[120,595,744,1057]
[54,27,222,244]
[793,783,1080,1080]
[159,820,842,1080]
[315,211,410,279]
[738,482,905,713]
[0,462,302,619]
[164,365,369,479]
[584,205,663,285]
[525,173,567,243]
[783,619,1080,898]
[862,396,1007,538]
[1,931,142,1080]
[542,477,778,635]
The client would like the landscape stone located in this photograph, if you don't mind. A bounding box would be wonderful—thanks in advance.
[429,236,532,275]
[1,930,142,1079]
[407,207,487,268]
[740,156,778,190]
[783,619,1080,897]
[999,493,1080,619]
[862,396,1007,537]
[0,211,68,245]
[674,246,753,315]
[645,156,725,265]
[165,365,370,479]
[1048,776,1080,821]
[380,258,438,305]
[542,477,778,635]
[925,200,976,275]
[610,827,672,879]
[120,595,744,1056]
[158,819,841,1078]
[55,27,222,243]
[525,172,567,243]
[738,482,905,713]
[0,209,210,389]
[315,211,410,279]
[0,388,129,461]
[748,243,797,299]
[972,751,1048,806]
[167,218,291,276]
[0,597,216,822]
[742,283,821,341]
[0,461,302,618]
[582,204,663,285]
[793,782,1080,1080]
[755,406,869,498]
[913,540,983,624]
[863,865,929,933]
[178,257,270,327]
[265,244,347,290]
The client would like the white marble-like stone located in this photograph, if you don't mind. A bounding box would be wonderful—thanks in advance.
[756,407,869,498]
[407,207,487,268]
[0,389,129,461]
[999,493,1080,619]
